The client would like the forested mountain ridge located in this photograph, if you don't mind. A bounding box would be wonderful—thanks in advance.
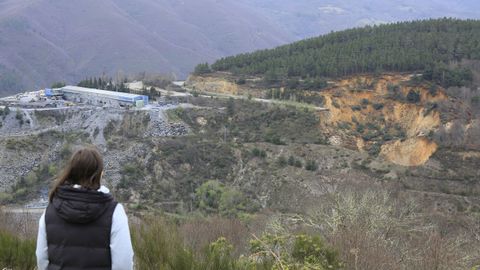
[208,19,480,88]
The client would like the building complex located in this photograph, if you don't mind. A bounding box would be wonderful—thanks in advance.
[45,86,149,108]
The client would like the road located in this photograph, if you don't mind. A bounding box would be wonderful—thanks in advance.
[181,86,330,112]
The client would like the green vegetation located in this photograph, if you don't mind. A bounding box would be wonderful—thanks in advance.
[428,84,438,96]
[118,163,145,189]
[227,97,235,116]
[252,148,267,158]
[423,62,473,87]
[277,155,287,167]
[194,63,212,75]
[5,137,39,151]
[51,81,66,88]
[265,132,286,145]
[166,108,184,122]
[372,103,384,110]
[195,180,252,217]
[178,99,326,145]
[368,143,382,157]
[139,73,173,89]
[15,109,24,126]
[209,19,478,87]
[265,88,325,106]
[235,78,246,85]
[361,98,369,106]
[287,155,300,168]
[34,109,66,125]
[0,105,10,120]
[305,160,318,171]
[0,230,36,269]
[387,83,404,100]
[132,217,341,270]
[77,76,129,93]
[406,89,421,103]
[1,189,475,270]
[350,105,362,111]
[1,163,57,203]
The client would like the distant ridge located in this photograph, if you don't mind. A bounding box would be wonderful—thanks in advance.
[0,0,291,96]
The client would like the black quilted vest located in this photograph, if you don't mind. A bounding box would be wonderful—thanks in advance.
[45,185,117,270]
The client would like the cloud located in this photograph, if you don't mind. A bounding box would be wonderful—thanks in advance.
[318,5,347,15]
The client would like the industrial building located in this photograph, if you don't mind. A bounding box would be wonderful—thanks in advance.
[51,86,149,108]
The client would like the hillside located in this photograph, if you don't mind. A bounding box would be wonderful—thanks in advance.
[0,0,291,96]
[189,19,480,167]
[2,16,480,270]
[238,0,480,39]
[2,2,480,98]
[1,93,479,268]
[209,19,480,87]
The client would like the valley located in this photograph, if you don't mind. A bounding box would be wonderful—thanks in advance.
[1,71,479,235]
[1,73,479,268]
[1,18,480,269]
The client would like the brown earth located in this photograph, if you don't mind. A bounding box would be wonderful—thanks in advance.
[188,73,454,166]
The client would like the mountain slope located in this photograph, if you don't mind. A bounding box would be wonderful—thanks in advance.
[210,19,480,86]
[238,0,480,39]
[189,19,480,166]
[0,0,292,96]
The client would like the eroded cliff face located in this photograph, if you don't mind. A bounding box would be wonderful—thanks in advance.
[187,75,241,95]
[319,74,446,166]
[188,73,479,166]
[380,138,438,166]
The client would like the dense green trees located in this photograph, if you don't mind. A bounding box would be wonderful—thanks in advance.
[195,180,252,217]
[50,82,66,88]
[194,63,212,75]
[207,19,480,87]
[406,89,421,103]
[77,77,129,93]
[422,63,473,87]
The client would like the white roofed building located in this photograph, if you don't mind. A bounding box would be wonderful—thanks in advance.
[60,86,149,108]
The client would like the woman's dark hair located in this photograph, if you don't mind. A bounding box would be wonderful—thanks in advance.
[49,147,104,202]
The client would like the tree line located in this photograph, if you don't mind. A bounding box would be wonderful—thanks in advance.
[198,18,480,88]
[77,77,129,92]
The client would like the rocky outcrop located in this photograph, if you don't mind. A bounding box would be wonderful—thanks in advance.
[0,104,190,193]
[189,72,479,166]
[380,137,438,166]
[187,75,239,95]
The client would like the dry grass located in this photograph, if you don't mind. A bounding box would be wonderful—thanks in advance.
[1,192,479,270]
[0,208,37,270]
[179,216,250,256]
[305,190,480,270]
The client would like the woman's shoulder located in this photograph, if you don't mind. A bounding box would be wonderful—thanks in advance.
[113,203,128,218]
[98,185,111,194]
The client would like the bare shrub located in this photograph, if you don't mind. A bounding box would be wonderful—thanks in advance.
[305,190,477,270]
[0,208,39,239]
[179,216,250,256]
[406,231,476,270]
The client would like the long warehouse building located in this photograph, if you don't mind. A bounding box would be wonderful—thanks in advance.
[59,86,149,107]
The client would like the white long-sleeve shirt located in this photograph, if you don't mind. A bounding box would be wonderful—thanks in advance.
[35,186,134,270]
